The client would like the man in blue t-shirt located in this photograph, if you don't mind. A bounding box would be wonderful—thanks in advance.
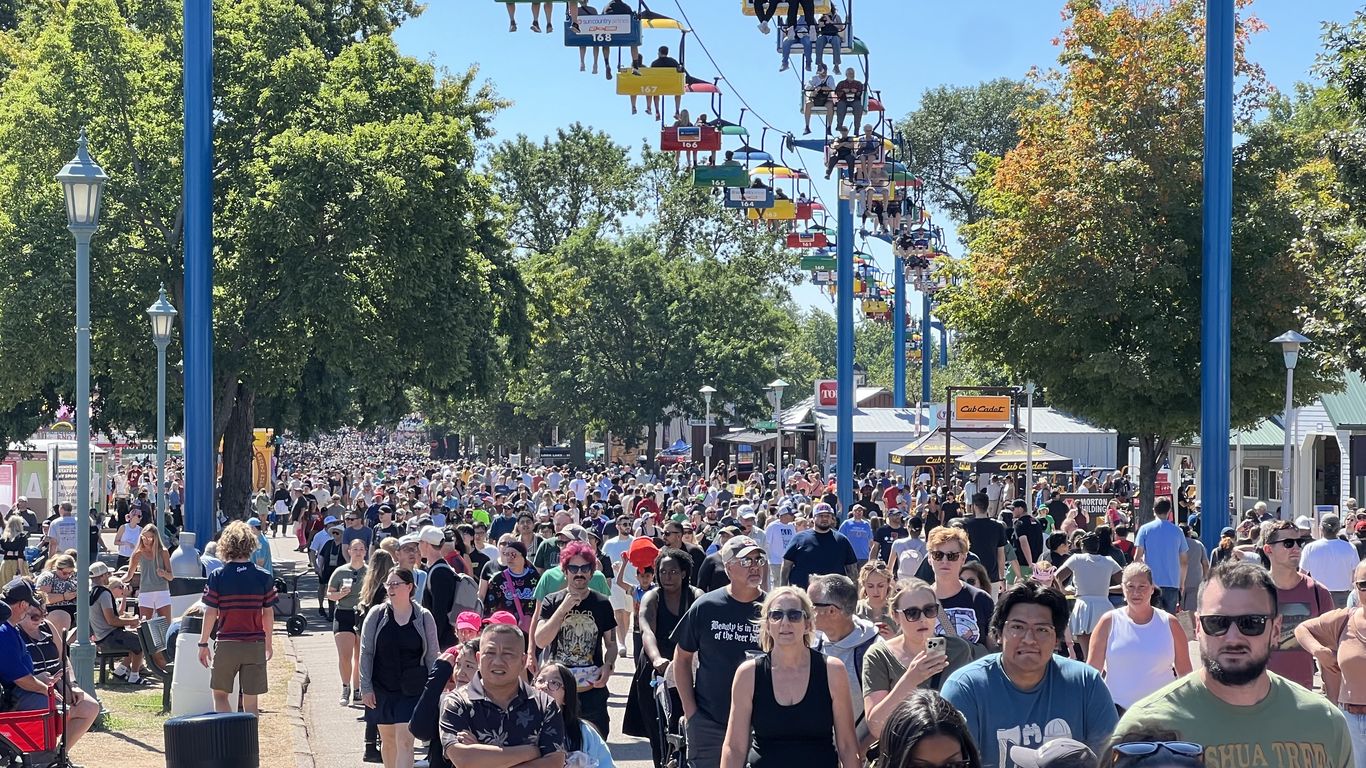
[941,581,1117,768]
[1134,498,1188,613]
[782,503,857,589]
[838,503,874,567]
[0,580,46,712]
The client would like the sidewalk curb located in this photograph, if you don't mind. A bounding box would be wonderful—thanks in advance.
[285,633,315,768]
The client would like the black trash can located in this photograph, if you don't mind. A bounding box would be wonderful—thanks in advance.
[165,711,259,768]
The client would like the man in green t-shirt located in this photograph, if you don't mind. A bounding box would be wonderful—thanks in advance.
[1115,561,1352,768]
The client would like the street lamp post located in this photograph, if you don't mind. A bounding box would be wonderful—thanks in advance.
[147,286,178,544]
[1025,381,1036,504]
[1272,331,1310,519]
[700,385,716,478]
[56,129,108,695]
[769,378,788,481]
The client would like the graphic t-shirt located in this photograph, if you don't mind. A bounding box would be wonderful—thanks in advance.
[874,525,906,564]
[1267,574,1333,689]
[839,519,874,560]
[942,654,1118,768]
[935,583,994,647]
[1115,672,1352,768]
[539,590,616,691]
[670,589,764,726]
[483,564,539,628]
[763,522,797,566]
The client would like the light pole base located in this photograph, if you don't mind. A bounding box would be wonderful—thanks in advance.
[71,639,96,698]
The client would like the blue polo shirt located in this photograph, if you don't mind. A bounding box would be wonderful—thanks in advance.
[0,619,34,689]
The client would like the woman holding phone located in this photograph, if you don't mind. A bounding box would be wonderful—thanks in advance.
[327,538,369,706]
[861,578,973,738]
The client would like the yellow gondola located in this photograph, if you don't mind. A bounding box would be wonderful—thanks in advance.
[746,199,798,220]
[616,66,687,97]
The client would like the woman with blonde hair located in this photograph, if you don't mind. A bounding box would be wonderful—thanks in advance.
[127,523,174,620]
[0,515,30,584]
[1088,562,1190,712]
[721,586,861,768]
[862,578,973,737]
[35,553,78,635]
[856,560,896,637]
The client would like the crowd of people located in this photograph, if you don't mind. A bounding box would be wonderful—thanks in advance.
[5,426,1366,768]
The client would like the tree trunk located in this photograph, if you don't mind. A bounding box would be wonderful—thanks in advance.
[570,429,586,468]
[1136,434,1170,525]
[219,381,256,521]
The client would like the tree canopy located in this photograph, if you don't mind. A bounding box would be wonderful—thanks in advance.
[0,0,524,513]
[936,0,1335,519]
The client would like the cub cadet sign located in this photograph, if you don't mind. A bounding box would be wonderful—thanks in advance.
[954,395,1012,425]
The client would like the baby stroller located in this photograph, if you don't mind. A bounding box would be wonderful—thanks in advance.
[652,677,685,768]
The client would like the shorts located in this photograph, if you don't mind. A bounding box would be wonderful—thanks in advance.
[139,590,171,611]
[210,640,269,695]
[5,689,48,713]
[48,604,76,622]
[332,608,359,634]
[609,584,631,611]
[96,628,142,654]
[685,714,727,768]
[370,691,419,725]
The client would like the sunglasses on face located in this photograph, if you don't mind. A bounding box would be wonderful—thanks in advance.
[1269,536,1309,549]
[767,608,807,623]
[1199,613,1271,637]
[564,563,594,575]
[732,556,764,568]
[930,550,962,562]
[1356,580,1366,591]
[384,581,408,589]
[898,603,939,621]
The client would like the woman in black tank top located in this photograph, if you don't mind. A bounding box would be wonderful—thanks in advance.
[720,586,862,768]
[623,548,703,767]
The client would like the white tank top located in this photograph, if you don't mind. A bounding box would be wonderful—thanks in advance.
[1104,607,1177,708]
[117,525,142,558]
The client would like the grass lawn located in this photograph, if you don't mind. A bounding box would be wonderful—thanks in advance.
[70,638,296,768]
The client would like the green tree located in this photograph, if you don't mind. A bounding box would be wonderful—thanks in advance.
[488,123,639,255]
[937,0,1334,522]
[1282,13,1366,375]
[898,79,1040,227]
[0,0,525,514]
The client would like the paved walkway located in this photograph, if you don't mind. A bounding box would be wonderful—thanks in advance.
[269,537,654,768]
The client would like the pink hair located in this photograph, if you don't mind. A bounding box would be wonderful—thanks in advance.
[559,540,597,571]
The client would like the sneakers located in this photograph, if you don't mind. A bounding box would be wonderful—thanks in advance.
[126,671,143,685]
[340,685,351,706]
[530,21,541,33]
[362,746,383,764]
[759,21,770,34]
[113,661,130,678]
[508,21,516,32]
[353,688,363,704]
[779,62,790,72]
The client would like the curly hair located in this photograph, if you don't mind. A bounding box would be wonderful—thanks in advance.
[217,521,257,561]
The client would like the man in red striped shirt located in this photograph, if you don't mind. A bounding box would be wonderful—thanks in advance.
[198,520,278,714]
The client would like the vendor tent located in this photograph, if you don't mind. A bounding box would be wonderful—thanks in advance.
[955,429,1074,473]
[889,429,973,468]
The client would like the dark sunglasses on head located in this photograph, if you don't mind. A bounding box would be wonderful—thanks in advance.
[899,603,939,621]
[767,608,806,623]
[1199,613,1270,637]
[930,550,962,562]
[1111,741,1204,763]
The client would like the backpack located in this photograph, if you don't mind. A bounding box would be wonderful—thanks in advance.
[429,560,481,627]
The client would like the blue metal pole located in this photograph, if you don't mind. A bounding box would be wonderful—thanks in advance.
[836,196,854,513]
[184,0,215,549]
[1199,0,1233,557]
[71,226,95,694]
[893,263,906,408]
[920,294,932,404]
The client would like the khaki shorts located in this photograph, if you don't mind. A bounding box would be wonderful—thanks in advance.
[210,640,268,695]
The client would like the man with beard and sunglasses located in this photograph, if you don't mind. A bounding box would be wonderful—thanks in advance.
[1259,519,1333,689]
[1116,561,1352,768]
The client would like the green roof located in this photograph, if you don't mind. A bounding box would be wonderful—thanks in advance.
[1235,418,1285,449]
[1322,371,1366,429]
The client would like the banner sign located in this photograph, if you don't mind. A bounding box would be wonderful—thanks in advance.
[953,395,1012,425]
[1061,493,1113,526]
[563,14,642,46]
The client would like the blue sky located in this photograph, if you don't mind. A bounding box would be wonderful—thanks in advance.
[394,1,1359,312]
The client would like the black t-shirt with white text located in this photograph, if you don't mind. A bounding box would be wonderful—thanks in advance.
[539,590,616,690]
[670,589,764,726]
